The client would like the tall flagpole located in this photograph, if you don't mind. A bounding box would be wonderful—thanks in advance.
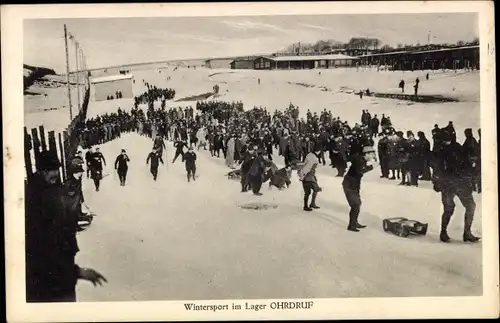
[64,24,73,121]
[75,41,81,112]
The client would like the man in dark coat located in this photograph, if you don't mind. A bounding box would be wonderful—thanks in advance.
[342,147,376,232]
[463,128,480,193]
[247,150,269,196]
[370,115,380,138]
[184,147,197,182]
[146,148,164,181]
[25,152,107,302]
[432,129,479,243]
[240,148,256,192]
[153,135,166,158]
[377,132,390,178]
[114,149,130,186]
[172,140,187,163]
[417,131,432,180]
[89,147,106,191]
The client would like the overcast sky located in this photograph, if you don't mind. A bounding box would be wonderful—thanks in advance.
[24,13,478,73]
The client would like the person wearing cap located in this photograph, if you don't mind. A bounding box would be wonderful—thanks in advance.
[26,151,107,302]
[463,128,480,192]
[114,149,130,186]
[444,121,456,143]
[417,131,432,181]
[71,151,85,170]
[432,128,479,243]
[184,146,197,182]
[342,146,377,232]
[298,145,322,211]
[377,132,390,178]
[85,147,93,179]
[153,134,167,158]
[146,148,164,181]
[89,147,106,192]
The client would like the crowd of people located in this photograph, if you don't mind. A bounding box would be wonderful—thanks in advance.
[106,90,124,100]
[25,79,482,303]
[134,82,175,107]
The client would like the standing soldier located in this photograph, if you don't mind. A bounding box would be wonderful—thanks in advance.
[298,146,322,211]
[378,131,390,178]
[85,147,93,179]
[463,128,480,193]
[184,147,197,182]
[417,131,432,181]
[90,147,106,192]
[153,134,166,158]
[432,129,480,243]
[146,148,164,181]
[114,149,130,186]
[342,147,377,232]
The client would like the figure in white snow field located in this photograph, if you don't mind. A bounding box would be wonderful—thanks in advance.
[184,147,197,182]
[89,147,106,191]
[298,145,322,211]
[172,139,187,163]
[114,149,130,186]
[153,135,166,158]
[196,127,207,151]
[146,148,164,181]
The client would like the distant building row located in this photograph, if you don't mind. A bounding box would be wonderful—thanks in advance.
[224,54,359,70]
[204,45,479,71]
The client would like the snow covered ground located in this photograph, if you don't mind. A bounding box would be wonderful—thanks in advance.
[75,132,482,301]
[24,66,482,300]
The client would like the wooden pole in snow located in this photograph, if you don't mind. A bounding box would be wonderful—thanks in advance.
[64,24,73,121]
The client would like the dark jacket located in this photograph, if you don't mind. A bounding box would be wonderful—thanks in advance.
[343,155,374,192]
[174,141,187,152]
[248,155,267,178]
[433,142,473,191]
[146,152,164,168]
[114,154,130,170]
[184,151,197,170]
[90,152,106,170]
[25,174,80,302]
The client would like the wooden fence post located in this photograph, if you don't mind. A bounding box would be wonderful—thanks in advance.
[63,130,69,180]
[39,125,47,152]
[31,128,41,171]
[48,131,57,154]
[24,127,33,178]
[58,132,66,181]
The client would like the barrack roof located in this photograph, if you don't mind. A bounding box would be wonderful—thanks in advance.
[271,54,359,62]
[91,74,134,84]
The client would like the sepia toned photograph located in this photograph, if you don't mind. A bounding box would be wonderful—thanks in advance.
[3,2,498,322]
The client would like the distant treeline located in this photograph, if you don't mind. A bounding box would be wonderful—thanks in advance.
[278,37,480,56]
[23,64,56,90]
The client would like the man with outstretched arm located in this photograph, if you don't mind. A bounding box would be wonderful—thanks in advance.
[342,146,378,232]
